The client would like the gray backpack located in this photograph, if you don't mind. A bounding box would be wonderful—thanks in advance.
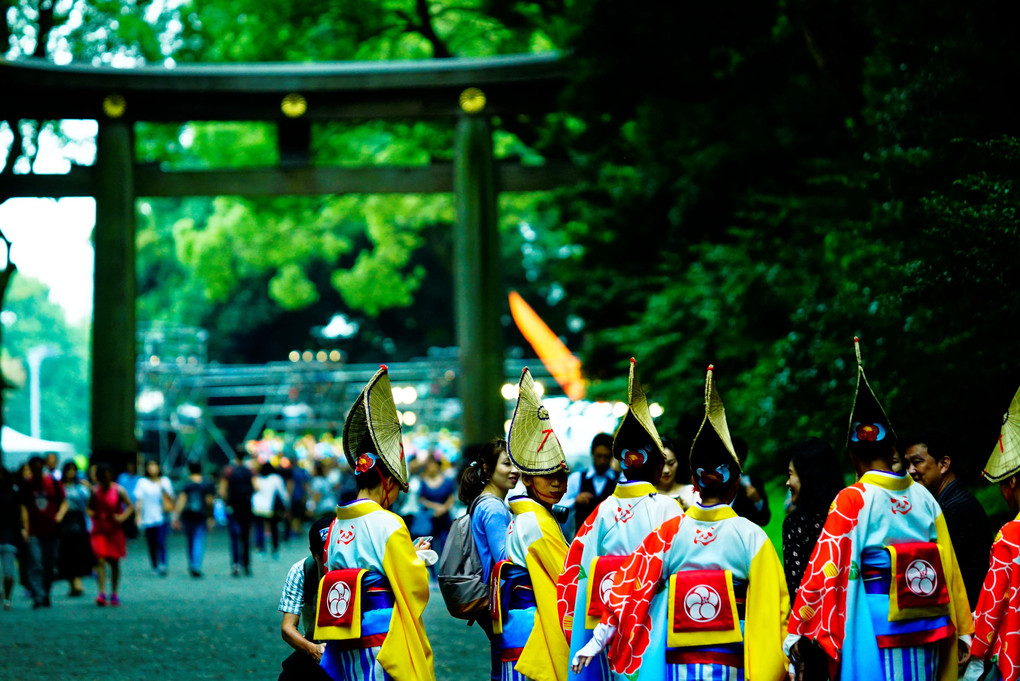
[437,494,493,620]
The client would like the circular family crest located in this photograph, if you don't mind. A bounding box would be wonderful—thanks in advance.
[905,559,937,597]
[599,572,617,604]
[684,585,722,622]
[327,581,353,618]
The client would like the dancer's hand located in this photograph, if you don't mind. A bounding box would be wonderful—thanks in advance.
[571,655,593,673]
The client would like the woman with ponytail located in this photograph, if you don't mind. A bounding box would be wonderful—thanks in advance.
[459,439,519,586]
[459,439,519,681]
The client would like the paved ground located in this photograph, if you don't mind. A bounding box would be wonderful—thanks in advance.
[0,526,490,681]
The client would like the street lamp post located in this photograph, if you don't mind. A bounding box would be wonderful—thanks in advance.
[27,345,58,439]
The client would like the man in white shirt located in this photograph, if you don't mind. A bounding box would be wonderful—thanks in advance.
[560,433,618,538]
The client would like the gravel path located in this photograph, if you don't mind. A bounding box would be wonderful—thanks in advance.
[0,526,491,681]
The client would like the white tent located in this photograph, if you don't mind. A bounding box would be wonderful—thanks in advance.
[1,426,77,470]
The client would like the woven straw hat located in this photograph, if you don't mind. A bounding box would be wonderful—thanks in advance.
[506,367,568,475]
[984,384,1020,482]
[342,365,408,490]
[612,357,666,460]
[689,365,741,475]
[846,337,896,448]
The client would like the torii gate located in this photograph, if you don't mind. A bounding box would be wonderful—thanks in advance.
[0,53,575,468]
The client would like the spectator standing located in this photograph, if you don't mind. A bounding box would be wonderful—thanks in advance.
[417,452,456,565]
[560,433,618,537]
[44,452,61,481]
[285,460,310,542]
[88,464,132,606]
[252,462,288,559]
[458,439,518,681]
[18,456,67,609]
[57,461,94,597]
[175,461,216,578]
[0,466,23,610]
[903,432,993,606]
[655,435,699,509]
[115,459,140,538]
[275,514,333,681]
[309,461,338,516]
[221,449,255,576]
[134,460,174,576]
[781,438,845,602]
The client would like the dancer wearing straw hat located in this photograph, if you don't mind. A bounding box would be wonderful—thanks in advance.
[786,339,973,681]
[490,368,571,681]
[571,365,789,681]
[964,384,1020,681]
[557,358,684,680]
[316,366,435,681]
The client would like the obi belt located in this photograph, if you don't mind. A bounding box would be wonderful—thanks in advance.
[490,561,536,662]
[665,569,747,669]
[860,544,954,648]
[317,569,396,651]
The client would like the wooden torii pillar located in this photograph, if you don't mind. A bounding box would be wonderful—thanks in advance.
[92,121,137,466]
[0,54,575,462]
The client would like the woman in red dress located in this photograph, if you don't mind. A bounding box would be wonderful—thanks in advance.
[88,464,134,606]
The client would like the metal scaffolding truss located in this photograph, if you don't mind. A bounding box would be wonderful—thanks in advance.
[136,355,553,471]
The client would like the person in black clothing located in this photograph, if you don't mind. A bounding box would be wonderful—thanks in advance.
[563,433,617,536]
[18,456,67,608]
[220,448,255,577]
[782,437,847,679]
[782,438,846,599]
[731,436,771,526]
[0,466,25,610]
[903,431,993,606]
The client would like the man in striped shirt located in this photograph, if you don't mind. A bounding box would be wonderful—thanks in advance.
[276,514,334,681]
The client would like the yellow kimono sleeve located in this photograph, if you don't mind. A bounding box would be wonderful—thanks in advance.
[744,540,790,681]
[516,515,570,681]
[934,511,973,681]
[377,525,435,681]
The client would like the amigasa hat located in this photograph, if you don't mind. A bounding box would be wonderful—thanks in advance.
[507,367,568,475]
[612,357,666,461]
[342,365,408,490]
[846,337,896,448]
[983,383,1020,482]
[689,365,741,477]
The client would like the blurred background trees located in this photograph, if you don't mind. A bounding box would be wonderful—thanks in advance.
[2,0,1019,479]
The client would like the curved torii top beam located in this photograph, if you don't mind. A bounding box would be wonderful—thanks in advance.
[0,52,569,121]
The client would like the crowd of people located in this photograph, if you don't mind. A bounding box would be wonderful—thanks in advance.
[272,347,1020,681]
[0,435,381,609]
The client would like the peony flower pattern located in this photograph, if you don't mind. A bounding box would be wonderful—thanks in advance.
[603,515,684,675]
[970,520,1020,681]
[557,508,598,637]
[787,482,865,660]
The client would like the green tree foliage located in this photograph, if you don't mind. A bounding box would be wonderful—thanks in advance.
[1,276,89,451]
[549,0,1020,475]
[125,1,571,364]
[5,0,1019,480]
